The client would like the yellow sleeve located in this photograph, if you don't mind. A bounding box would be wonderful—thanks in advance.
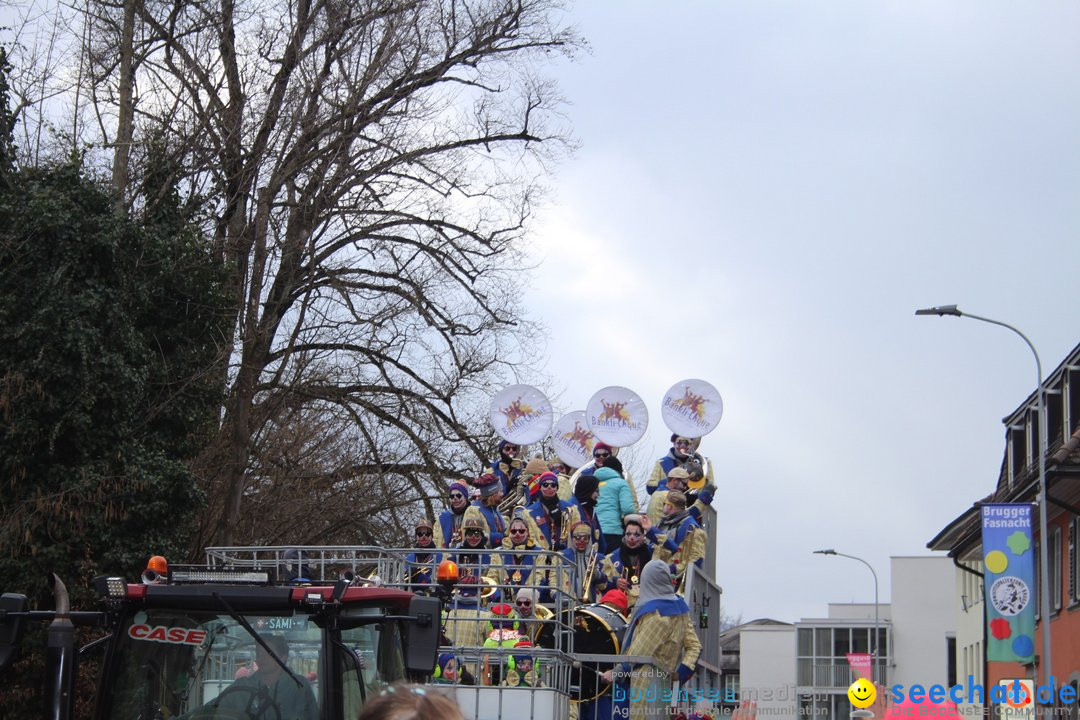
[681,614,702,669]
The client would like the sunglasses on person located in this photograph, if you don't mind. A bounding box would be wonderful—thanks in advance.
[465,529,483,537]
[415,530,433,538]
[572,534,591,542]
[593,451,610,458]
[515,599,533,607]
[504,445,519,452]
[540,481,558,488]
[449,492,465,499]
[509,527,528,534]
[675,439,692,446]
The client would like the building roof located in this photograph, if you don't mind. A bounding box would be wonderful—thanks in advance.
[928,339,1080,558]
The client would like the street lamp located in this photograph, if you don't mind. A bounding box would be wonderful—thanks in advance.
[915,304,1051,690]
[814,549,881,680]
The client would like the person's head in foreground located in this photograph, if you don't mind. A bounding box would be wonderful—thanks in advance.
[356,683,464,720]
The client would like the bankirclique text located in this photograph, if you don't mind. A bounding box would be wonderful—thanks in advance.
[889,677,1075,706]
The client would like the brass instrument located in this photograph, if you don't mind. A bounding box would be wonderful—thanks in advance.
[581,547,598,602]
[497,479,527,515]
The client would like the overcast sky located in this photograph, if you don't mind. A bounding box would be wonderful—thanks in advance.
[524,0,1080,623]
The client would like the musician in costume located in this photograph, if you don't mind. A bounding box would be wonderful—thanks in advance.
[522,471,580,552]
[594,466,638,550]
[557,522,607,604]
[464,472,507,548]
[602,515,652,609]
[643,491,706,592]
[451,516,500,593]
[646,466,715,526]
[404,519,443,593]
[511,587,554,648]
[601,560,702,720]
[495,516,548,598]
[490,440,524,496]
[571,473,606,553]
[646,434,714,495]
[519,456,550,504]
[435,481,471,548]
[548,458,575,501]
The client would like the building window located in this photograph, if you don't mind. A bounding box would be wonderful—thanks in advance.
[1052,526,1062,612]
[1069,521,1077,603]
[947,636,956,687]
[724,673,740,698]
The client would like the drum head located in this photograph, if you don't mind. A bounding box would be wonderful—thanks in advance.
[569,604,628,702]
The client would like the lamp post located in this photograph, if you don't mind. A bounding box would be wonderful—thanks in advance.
[915,304,1051,691]
[814,549,881,681]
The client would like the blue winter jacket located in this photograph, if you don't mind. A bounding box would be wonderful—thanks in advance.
[593,467,636,535]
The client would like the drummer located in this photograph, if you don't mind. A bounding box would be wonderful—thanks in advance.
[601,515,653,609]
[646,434,714,496]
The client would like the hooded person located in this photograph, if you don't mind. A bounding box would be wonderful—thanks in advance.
[572,473,605,553]
[602,560,701,719]
[646,434,714,495]
[522,471,581,552]
[435,481,471,548]
[463,472,507,548]
[642,491,706,593]
[593,466,638,550]
[433,652,474,685]
[511,587,554,647]
[490,440,524,496]
[452,516,499,590]
[404,519,443,592]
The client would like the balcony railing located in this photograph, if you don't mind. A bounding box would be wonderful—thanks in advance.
[797,660,886,688]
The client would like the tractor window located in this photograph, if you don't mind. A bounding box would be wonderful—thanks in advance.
[339,610,407,717]
[104,610,323,720]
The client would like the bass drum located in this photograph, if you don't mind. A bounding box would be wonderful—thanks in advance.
[570,603,628,702]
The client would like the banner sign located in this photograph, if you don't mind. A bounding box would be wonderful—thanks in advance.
[846,652,873,681]
[980,504,1036,663]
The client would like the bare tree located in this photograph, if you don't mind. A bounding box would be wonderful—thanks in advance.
[150,0,574,547]
[6,0,579,548]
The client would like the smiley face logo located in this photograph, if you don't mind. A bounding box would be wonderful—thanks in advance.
[848,678,876,709]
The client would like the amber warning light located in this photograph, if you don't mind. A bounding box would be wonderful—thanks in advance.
[436,559,459,592]
[142,556,169,585]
